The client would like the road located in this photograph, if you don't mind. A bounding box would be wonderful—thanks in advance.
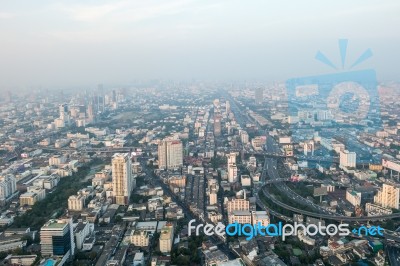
[142,162,236,260]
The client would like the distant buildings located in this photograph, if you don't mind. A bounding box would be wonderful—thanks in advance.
[40,218,75,259]
[112,153,134,205]
[158,139,183,170]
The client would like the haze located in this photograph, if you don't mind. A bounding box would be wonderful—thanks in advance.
[0,0,399,89]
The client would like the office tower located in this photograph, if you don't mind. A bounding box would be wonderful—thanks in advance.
[158,139,183,170]
[374,183,400,209]
[303,140,314,156]
[112,153,133,205]
[40,218,75,258]
[255,88,263,105]
[340,150,356,168]
[226,101,230,113]
[0,174,17,202]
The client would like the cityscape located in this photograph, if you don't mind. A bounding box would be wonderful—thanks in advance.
[1,1,400,266]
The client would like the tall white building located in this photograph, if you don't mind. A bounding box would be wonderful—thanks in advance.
[374,183,400,209]
[112,153,133,205]
[227,153,238,183]
[340,150,356,168]
[158,139,183,170]
[41,218,75,258]
[0,175,16,202]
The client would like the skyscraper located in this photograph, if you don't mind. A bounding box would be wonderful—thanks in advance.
[112,153,133,205]
[158,139,183,170]
[40,218,75,258]
[226,101,231,114]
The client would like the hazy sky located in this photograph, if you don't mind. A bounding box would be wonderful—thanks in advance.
[0,0,399,89]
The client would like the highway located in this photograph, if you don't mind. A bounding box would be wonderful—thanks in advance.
[259,137,400,222]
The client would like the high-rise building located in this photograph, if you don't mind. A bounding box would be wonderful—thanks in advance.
[112,153,133,205]
[374,183,400,209]
[158,139,183,170]
[340,150,356,168]
[227,153,238,183]
[40,218,75,258]
[0,174,16,202]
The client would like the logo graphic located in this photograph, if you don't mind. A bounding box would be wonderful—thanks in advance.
[286,39,381,168]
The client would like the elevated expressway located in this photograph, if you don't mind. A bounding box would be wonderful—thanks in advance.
[258,179,400,222]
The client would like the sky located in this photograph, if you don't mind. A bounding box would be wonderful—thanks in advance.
[0,0,399,89]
